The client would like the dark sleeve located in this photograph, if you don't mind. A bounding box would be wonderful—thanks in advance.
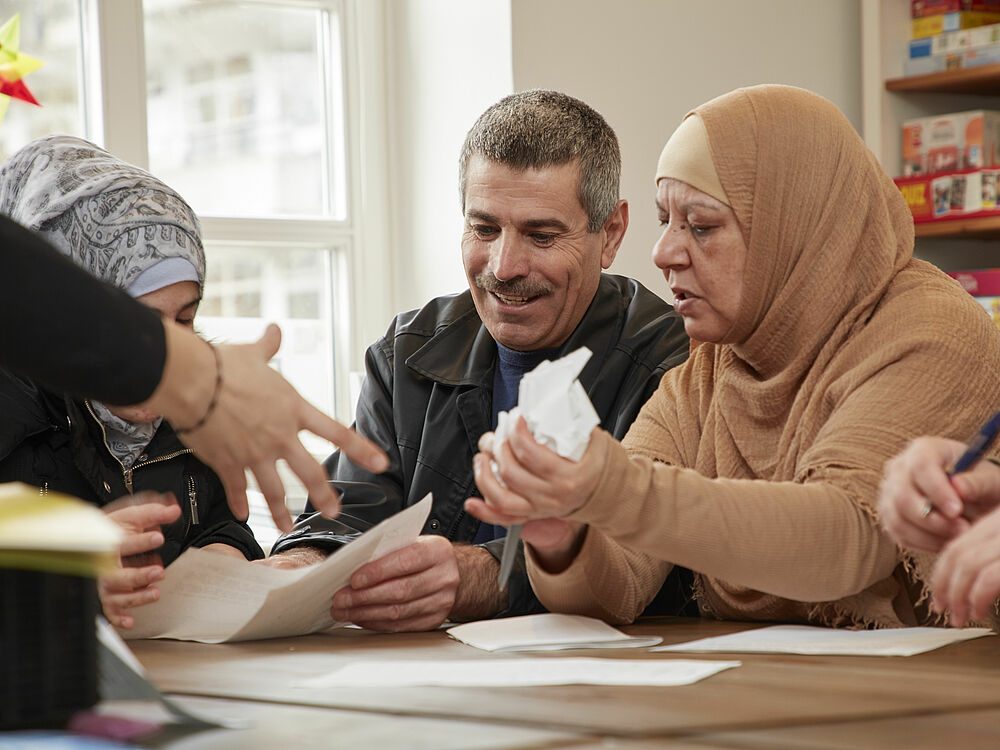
[482,536,547,618]
[270,336,405,555]
[185,463,265,561]
[189,520,265,561]
[0,214,165,403]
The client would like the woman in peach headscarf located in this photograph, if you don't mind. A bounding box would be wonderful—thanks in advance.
[467,84,1000,628]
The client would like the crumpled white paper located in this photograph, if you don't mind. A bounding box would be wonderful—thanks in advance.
[493,346,599,461]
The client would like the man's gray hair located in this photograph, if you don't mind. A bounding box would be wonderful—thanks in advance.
[459,90,621,233]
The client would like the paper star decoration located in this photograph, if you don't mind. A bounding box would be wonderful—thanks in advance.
[0,13,43,124]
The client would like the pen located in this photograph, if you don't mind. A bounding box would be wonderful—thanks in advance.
[948,410,1000,477]
[921,410,1000,519]
[498,523,521,590]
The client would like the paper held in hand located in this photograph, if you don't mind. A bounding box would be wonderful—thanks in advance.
[495,347,600,589]
[493,346,600,463]
[125,494,432,643]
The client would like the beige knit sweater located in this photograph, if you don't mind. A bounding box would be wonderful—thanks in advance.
[527,85,1000,628]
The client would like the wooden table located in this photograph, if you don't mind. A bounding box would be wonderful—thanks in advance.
[128,617,1000,748]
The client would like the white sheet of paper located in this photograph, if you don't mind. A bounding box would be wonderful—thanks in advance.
[124,494,433,643]
[298,657,740,688]
[447,613,662,651]
[653,624,995,656]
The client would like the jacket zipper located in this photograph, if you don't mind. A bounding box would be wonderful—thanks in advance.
[187,475,200,525]
[84,400,193,495]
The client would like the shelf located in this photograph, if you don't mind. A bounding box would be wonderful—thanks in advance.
[885,63,1000,95]
[914,215,1000,238]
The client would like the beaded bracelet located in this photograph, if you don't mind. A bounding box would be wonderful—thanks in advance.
[175,342,222,435]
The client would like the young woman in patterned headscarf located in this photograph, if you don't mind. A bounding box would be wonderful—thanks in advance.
[467,85,1000,628]
[0,135,263,629]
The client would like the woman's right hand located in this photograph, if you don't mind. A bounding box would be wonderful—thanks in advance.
[100,492,181,629]
[149,322,389,533]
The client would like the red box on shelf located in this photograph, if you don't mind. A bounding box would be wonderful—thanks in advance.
[947,267,1000,294]
[913,1,1000,17]
[894,167,1000,222]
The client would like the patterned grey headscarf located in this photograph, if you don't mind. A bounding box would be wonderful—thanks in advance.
[0,134,205,290]
[0,135,206,467]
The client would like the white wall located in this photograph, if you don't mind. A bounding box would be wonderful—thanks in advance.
[385,0,514,316]
[510,0,862,301]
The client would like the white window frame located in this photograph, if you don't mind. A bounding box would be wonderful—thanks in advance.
[77,0,393,421]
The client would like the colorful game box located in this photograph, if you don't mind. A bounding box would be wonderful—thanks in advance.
[904,41,1000,73]
[909,20,1000,56]
[913,1,1000,17]
[902,110,1000,176]
[894,167,1000,220]
[912,10,1000,37]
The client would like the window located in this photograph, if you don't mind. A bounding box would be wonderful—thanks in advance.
[0,0,386,521]
[0,0,85,159]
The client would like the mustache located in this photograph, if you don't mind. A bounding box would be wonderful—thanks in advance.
[474,272,552,298]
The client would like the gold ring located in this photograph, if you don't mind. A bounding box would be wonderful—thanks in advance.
[920,502,933,519]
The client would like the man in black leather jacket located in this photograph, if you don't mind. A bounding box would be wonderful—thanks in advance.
[269,91,690,629]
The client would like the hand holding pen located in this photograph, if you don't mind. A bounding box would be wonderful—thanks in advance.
[879,411,1000,554]
[936,410,1000,516]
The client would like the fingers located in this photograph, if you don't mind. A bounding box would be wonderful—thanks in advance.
[477,431,495,455]
[331,589,454,632]
[472,453,536,520]
[105,493,181,528]
[952,460,1000,522]
[101,585,162,615]
[251,462,292,533]
[101,564,165,594]
[282,439,340,519]
[103,494,180,557]
[349,537,453,588]
[301,405,389,475]
[879,439,970,552]
[119,530,166,558]
[968,560,1000,621]
[463,495,526,527]
[932,507,1000,624]
[99,564,165,628]
[330,537,458,632]
[505,416,562,477]
[255,322,282,360]
[219,464,250,522]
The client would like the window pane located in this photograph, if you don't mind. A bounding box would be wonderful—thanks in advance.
[144,0,346,219]
[0,1,84,159]
[197,242,339,520]
[198,244,337,437]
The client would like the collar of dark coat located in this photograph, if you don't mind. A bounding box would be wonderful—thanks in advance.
[0,369,53,459]
[405,273,627,390]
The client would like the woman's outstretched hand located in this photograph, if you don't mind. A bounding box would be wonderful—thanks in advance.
[148,322,388,532]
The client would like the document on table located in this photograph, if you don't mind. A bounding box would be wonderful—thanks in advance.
[298,657,740,688]
[447,613,662,651]
[125,494,432,643]
[654,624,995,656]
